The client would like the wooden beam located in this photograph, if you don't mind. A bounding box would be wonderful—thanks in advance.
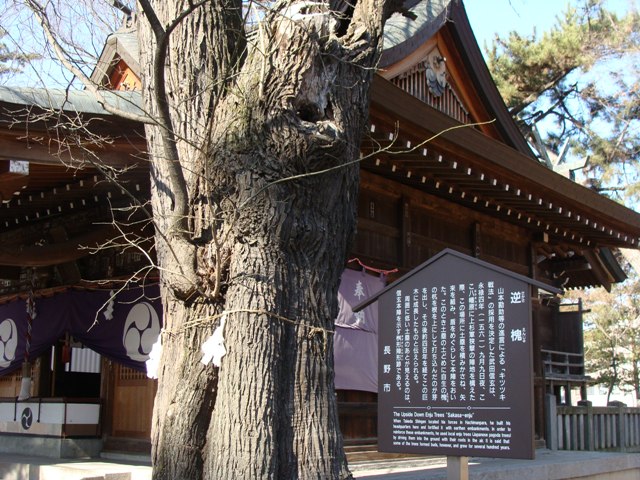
[369,75,640,239]
[0,136,145,168]
[0,226,115,267]
[49,226,81,284]
[472,222,481,257]
[0,266,21,280]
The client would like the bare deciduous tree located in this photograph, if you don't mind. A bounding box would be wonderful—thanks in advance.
[19,0,405,477]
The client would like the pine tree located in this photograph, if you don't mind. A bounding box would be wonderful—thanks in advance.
[487,0,640,202]
[487,0,640,405]
[0,27,39,79]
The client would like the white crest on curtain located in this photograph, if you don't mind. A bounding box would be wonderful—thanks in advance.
[0,318,18,368]
[122,302,161,361]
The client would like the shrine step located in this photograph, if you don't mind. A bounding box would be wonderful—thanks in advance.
[0,458,151,480]
[345,444,433,463]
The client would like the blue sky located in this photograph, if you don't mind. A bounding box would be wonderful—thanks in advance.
[466,0,572,48]
[465,0,635,54]
[2,0,634,88]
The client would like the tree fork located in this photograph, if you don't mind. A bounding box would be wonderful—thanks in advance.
[137,0,399,478]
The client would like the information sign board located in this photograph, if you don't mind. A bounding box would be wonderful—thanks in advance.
[356,249,559,460]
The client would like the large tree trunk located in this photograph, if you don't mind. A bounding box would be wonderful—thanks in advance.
[205,181,357,478]
[138,2,242,477]
[137,0,393,478]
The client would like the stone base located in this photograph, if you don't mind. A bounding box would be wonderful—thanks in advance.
[0,434,103,459]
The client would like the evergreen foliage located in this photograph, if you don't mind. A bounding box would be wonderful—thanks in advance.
[0,27,39,79]
[487,0,640,202]
[582,280,640,404]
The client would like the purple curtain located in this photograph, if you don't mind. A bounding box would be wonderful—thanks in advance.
[334,269,384,392]
[0,284,161,375]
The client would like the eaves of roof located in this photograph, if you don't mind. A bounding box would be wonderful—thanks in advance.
[367,74,640,249]
[0,86,144,118]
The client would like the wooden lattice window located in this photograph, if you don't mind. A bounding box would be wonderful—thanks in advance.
[391,47,471,125]
[0,370,21,397]
[119,365,147,381]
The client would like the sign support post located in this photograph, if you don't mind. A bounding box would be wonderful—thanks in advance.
[447,456,468,480]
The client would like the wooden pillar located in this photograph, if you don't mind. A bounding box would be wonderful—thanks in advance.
[545,393,558,450]
[100,357,114,438]
[472,222,481,258]
[447,456,468,480]
[401,197,411,267]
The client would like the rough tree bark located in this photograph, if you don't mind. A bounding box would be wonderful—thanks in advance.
[137,0,400,478]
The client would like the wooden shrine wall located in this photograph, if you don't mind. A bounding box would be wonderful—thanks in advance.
[105,362,156,440]
[0,370,23,397]
[0,359,42,398]
[354,170,531,275]
[339,170,535,443]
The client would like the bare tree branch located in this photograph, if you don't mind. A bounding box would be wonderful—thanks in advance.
[25,0,154,124]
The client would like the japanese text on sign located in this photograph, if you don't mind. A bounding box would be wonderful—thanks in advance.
[382,282,527,405]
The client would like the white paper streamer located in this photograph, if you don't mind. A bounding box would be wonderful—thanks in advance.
[201,315,227,367]
[145,336,162,379]
[17,376,31,401]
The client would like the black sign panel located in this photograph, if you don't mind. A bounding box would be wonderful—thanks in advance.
[375,250,545,460]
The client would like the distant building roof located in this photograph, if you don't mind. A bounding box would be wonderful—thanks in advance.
[0,86,143,117]
[90,27,140,87]
[381,0,452,67]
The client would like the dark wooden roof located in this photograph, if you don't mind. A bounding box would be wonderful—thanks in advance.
[370,0,639,290]
[0,90,148,241]
[1,2,639,293]
[365,75,640,252]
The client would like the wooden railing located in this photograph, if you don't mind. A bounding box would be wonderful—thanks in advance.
[546,397,640,452]
[541,349,588,381]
